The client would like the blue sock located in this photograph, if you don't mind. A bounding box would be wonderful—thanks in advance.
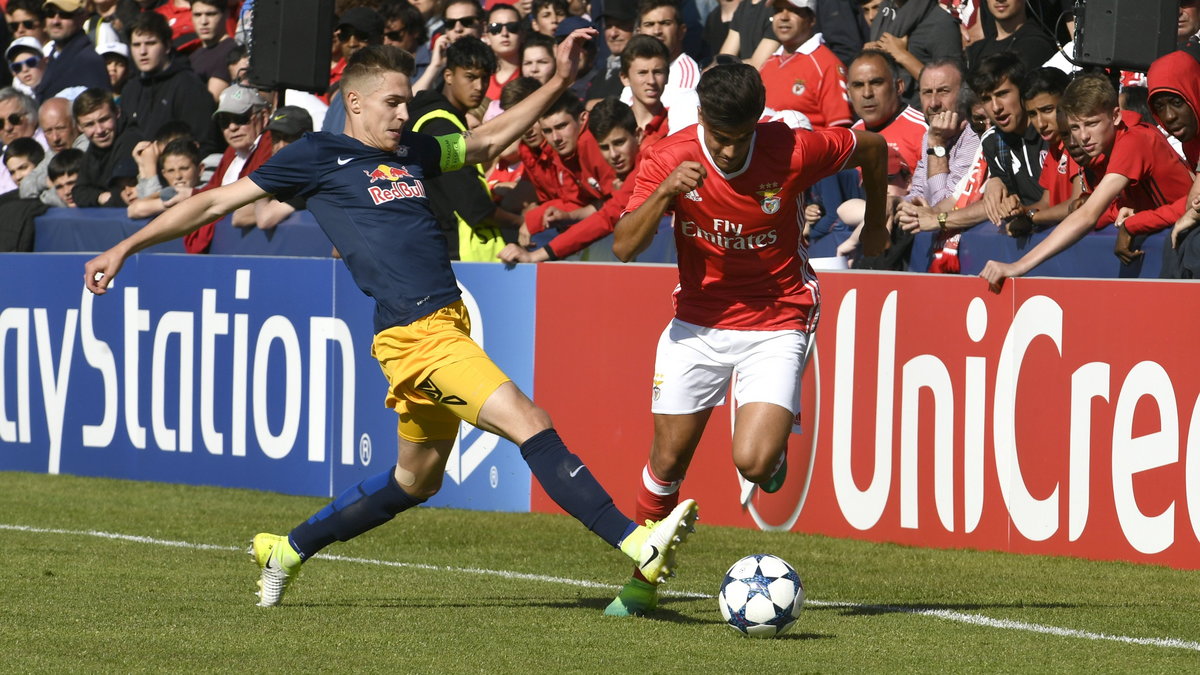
[288,469,425,560]
[520,428,634,548]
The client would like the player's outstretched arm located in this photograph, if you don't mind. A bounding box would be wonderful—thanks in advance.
[979,172,1129,293]
[463,28,597,166]
[613,161,706,262]
[83,176,270,295]
[846,130,889,257]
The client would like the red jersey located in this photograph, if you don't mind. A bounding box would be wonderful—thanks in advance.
[852,106,927,181]
[1038,141,1078,210]
[759,39,852,128]
[641,109,670,151]
[626,123,857,332]
[1089,113,1194,235]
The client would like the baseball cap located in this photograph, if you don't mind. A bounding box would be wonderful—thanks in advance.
[554,16,594,39]
[602,0,636,24]
[213,84,269,116]
[6,36,43,61]
[266,105,313,136]
[95,42,130,60]
[43,0,84,13]
[336,6,385,40]
[772,0,816,10]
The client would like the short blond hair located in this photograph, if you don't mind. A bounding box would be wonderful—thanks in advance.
[1061,73,1118,119]
[340,45,415,98]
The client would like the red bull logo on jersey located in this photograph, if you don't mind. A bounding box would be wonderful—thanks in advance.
[363,164,425,205]
[364,164,413,183]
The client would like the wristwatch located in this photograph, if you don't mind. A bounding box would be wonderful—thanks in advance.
[937,212,948,230]
[926,145,948,158]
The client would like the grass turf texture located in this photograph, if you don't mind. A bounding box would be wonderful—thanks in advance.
[3,472,1199,672]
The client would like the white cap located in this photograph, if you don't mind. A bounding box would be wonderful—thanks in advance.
[6,36,44,61]
[775,0,816,10]
[96,42,130,59]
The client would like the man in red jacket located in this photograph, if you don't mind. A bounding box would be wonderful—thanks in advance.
[183,84,274,253]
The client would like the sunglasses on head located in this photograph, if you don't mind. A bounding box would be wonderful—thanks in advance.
[43,5,78,19]
[6,19,38,31]
[336,26,371,42]
[443,15,479,30]
[9,55,39,73]
[487,20,521,34]
[2,112,27,127]
[215,111,252,128]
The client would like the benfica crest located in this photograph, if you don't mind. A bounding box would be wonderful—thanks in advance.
[756,182,782,214]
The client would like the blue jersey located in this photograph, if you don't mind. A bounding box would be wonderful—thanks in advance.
[249,130,468,332]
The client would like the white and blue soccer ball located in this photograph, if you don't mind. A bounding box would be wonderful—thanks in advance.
[718,554,805,638]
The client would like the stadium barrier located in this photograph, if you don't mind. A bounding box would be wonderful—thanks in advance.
[4,245,1199,570]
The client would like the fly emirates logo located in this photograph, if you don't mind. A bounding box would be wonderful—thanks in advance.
[679,218,778,250]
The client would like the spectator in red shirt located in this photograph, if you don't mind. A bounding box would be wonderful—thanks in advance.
[499,96,643,262]
[483,3,522,102]
[848,49,927,187]
[758,0,852,128]
[980,73,1196,289]
[618,34,671,147]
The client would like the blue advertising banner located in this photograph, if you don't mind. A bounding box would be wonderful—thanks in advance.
[0,254,535,512]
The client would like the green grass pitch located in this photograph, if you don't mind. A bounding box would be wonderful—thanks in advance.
[2,472,1199,672]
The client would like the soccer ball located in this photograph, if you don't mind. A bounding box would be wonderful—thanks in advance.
[718,554,805,637]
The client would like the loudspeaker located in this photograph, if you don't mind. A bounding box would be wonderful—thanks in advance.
[1074,0,1177,72]
[248,0,335,94]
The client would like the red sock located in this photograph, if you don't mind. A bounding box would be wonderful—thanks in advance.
[632,464,681,583]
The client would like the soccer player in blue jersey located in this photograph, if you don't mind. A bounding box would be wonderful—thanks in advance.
[82,31,699,609]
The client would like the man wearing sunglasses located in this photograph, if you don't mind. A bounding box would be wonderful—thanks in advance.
[6,37,46,99]
[440,0,484,45]
[0,87,41,195]
[34,0,109,102]
[85,33,702,609]
[182,83,274,253]
[119,11,216,155]
[321,8,384,135]
[5,0,49,46]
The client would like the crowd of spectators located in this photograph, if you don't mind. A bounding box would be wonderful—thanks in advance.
[1,0,1199,277]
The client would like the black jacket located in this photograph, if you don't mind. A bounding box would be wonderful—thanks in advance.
[120,54,219,153]
[35,30,110,102]
[74,116,142,208]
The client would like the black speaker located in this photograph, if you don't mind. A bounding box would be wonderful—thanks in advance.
[248,0,335,94]
[1073,0,1177,72]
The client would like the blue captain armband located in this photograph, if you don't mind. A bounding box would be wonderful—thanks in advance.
[435,133,468,173]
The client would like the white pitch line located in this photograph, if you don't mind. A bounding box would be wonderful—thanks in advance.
[4,523,1199,652]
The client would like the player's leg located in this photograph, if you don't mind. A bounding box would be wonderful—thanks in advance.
[730,328,810,494]
[413,305,698,585]
[251,411,459,607]
[607,320,730,616]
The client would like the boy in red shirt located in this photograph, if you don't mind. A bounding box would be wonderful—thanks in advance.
[981,73,1195,289]
[499,97,643,262]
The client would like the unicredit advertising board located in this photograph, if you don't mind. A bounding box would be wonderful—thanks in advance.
[0,254,534,512]
[531,265,1200,571]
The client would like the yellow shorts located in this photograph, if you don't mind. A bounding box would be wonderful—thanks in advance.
[371,300,511,443]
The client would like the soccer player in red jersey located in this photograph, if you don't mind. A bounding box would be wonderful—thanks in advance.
[606,64,889,616]
[981,73,1195,290]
